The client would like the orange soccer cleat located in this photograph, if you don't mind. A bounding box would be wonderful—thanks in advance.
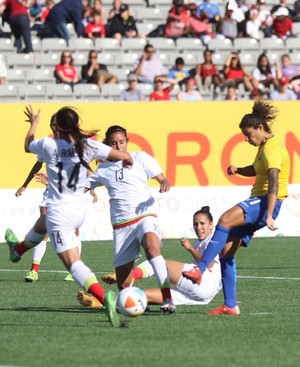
[182,266,202,285]
[77,291,102,308]
[207,304,240,315]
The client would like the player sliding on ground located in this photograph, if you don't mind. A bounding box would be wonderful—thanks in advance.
[182,100,290,315]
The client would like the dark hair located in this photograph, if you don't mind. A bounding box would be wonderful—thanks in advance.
[257,53,271,76]
[103,125,128,145]
[55,107,99,171]
[230,52,242,70]
[175,57,184,65]
[144,44,153,52]
[193,206,213,223]
[239,100,278,133]
[60,50,73,65]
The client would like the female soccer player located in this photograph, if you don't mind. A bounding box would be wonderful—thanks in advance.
[83,125,176,314]
[182,100,290,315]
[5,105,133,326]
[99,206,222,306]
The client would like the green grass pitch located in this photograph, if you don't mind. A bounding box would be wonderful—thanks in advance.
[0,237,299,367]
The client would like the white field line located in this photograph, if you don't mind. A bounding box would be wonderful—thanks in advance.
[0,269,299,281]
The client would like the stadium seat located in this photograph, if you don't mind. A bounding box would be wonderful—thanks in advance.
[6,53,35,69]
[31,37,42,52]
[121,38,147,52]
[0,38,15,54]
[233,38,260,52]
[211,51,228,67]
[95,38,122,54]
[136,22,159,37]
[265,50,282,63]
[238,52,259,68]
[135,83,153,98]
[259,38,285,52]
[68,38,94,52]
[118,53,139,68]
[289,52,300,66]
[176,38,204,54]
[207,38,233,52]
[285,38,300,52]
[73,83,101,101]
[34,52,60,68]
[72,53,88,66]
[108,67,129,83]
[26,69,55,84]
[18,84,47,101]
[6,69,27,84]
[101,83,126,100]
[41,38,69,53]
[45,84,74,101]
[97,53,117,67]
[136,7,168,22]
[0,84,19,101]
[147,37,177,53]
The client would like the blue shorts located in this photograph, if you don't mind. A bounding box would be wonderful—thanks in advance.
[229,196,282,247]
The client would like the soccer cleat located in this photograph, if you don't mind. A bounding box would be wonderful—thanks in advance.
[24,270,38,282]
[207,304,241,315]
[64,273,74,282]
[76,291,102,308]
[104,291,120,327]
[101,273,117,285]
[4,228,21,263]
[160,299,176,314]
[182,266,202,285]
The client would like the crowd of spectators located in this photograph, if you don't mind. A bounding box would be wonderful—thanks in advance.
[0,0,299,101]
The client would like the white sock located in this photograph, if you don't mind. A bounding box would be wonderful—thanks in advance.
[25,228,47,248]
[136,260,154,278]
[32,241,47,263]
[69,260,98,290]
[149,255,171,289]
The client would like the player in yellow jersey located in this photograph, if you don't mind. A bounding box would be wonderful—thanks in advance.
[182,100,290,315]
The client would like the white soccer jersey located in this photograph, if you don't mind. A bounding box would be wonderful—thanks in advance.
[191,234,219,265]
[29,137,112,205]
[86,151,163,226]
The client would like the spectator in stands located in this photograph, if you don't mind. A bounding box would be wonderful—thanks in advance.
[270,0,295,18]
[256,0,273,37]
[81,50,118,88]
[223,85,239,100]
[223,52,260,99]
[196,0,221,24]
[39,0,84,42]
[132,44,166,84]
[167,57,190,86]
[194,49,223,92]
[163,0,189,38]
[81,0,92,28]
[245,8,261,40]
[252,53,279,95]
[91,0,106,24]
[228,0,249,37]
[185,3,213,45]
[40,0,55,23]
[28,0,42,27]
[294,0,300,21]
[271,6,294,38]
[84,10,105,39]
[0,56,7,84]
[270,75,296,100]
[149,75,178,101]
[109,3,138,42]
[218,7,238,40]
[54,50,79,86]
[0,0,34,60]
[118,73,144,101]
[275,54,300,81]
[177,77,202,101]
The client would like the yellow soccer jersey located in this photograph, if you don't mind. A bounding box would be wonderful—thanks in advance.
[251,135,289,200]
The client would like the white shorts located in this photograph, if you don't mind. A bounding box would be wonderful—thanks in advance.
[46,201,86,254]
[171,262,222,305]
[113,216,161,267]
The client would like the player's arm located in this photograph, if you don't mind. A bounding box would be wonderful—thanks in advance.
[153,173,170,193]
[227,165,256,177]
[15,160,43,197]
[266,167,279,231]
[180,238,215,269]
[24,105,40,152]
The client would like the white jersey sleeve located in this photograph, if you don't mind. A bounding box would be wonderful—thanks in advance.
[131,151,163,179]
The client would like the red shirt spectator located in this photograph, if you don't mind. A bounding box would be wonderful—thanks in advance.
[272,7,293,38]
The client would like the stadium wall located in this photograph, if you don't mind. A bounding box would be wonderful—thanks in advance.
[0,101,299,240]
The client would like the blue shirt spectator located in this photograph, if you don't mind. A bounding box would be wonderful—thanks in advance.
[197,0,221,22]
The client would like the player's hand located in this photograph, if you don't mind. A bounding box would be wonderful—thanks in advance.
[15,186,26,197]
[266,216,278,231]
[180,237,193,251]
[89,189,98,203]
[159,179,170,193]
[34,172,49,186]
[24,105,40,125]
[227,165,238,175]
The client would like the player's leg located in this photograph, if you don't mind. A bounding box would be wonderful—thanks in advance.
[24,241,47,282]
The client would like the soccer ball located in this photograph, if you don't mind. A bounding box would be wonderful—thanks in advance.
[116,287,148,317]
